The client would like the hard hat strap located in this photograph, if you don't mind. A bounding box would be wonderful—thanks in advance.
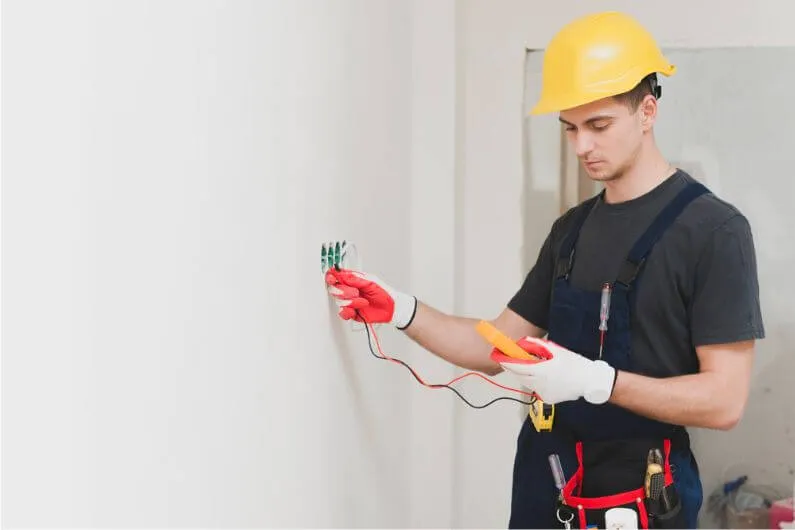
[646,73,662,100]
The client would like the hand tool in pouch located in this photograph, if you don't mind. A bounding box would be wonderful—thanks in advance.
[644,447,682,527]
[475,320,555,431]
[644,448,664,500]
[549,453,574,530]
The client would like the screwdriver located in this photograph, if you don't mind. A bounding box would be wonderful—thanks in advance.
[598,282,611,359]
[548,453,566,491]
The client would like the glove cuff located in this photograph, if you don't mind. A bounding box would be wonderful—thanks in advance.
[584,360,617,405]
[393,292,418,329]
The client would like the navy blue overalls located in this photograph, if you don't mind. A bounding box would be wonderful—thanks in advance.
[509,181,706,529]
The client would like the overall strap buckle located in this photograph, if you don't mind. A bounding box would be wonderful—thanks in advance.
[556,193,602,279]
[616,181,709,289]
[615,257,646,288]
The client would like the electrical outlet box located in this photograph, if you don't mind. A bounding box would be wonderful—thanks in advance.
[321,240,364,331]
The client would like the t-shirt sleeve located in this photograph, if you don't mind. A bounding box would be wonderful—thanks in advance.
[507,227,557,331]
[690,213,765,346]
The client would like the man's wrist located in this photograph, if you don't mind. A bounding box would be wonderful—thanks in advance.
[584,360,617,404]
[393,293,418,329]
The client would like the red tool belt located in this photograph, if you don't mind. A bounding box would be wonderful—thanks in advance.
[559,438,685,529]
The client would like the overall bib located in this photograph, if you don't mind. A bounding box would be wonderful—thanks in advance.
[509,182,707,529]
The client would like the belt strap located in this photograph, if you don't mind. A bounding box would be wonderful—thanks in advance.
[562,438,676,530]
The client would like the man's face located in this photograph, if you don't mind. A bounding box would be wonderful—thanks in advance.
[558,96,652,182]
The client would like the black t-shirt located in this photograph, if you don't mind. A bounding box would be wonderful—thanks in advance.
[508,169,765,377]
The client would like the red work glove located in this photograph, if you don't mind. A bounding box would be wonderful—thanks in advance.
[325,268,417,329]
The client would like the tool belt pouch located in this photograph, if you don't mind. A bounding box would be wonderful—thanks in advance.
[560,438,688,529]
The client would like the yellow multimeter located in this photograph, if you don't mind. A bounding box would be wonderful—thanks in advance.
[475,320,537,361]
[475,320,555,432]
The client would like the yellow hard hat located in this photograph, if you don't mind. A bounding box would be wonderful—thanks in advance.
[530,11,676,115]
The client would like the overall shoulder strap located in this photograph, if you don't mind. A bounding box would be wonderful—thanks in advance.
[555,192,602,279]
[616,181,710,288]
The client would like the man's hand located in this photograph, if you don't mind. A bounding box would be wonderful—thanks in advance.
[325,268,417,329]
[497,337,617,404]
[498,337,754,429]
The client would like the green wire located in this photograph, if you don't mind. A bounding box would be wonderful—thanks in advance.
[321,240,350,272]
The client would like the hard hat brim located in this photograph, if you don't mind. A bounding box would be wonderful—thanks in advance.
[530,63,676,116]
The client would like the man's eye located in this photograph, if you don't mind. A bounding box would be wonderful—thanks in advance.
[592,122,609,131]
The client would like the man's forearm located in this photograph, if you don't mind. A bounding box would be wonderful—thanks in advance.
[609,370,744,430]
[402,301,503,375]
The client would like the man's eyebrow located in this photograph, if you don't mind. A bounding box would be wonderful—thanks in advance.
[558,115,615,127]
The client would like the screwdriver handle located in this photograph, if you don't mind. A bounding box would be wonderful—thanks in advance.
[599,283,612,331]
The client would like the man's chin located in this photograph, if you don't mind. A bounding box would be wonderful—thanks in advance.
[584,167,617,182]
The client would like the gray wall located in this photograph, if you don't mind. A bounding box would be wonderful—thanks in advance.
[656,47,795,513]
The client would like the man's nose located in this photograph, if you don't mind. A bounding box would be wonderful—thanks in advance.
[574,132,594,158]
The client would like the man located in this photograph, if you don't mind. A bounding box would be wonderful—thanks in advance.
[326,11,764,529]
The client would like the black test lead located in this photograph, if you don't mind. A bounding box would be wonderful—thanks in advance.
[598,282,612,359]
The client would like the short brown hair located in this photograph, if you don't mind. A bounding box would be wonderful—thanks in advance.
[613,73,661,111]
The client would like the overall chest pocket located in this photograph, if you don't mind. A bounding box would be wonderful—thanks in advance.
[547,300,591,351]
[548,284,634,371]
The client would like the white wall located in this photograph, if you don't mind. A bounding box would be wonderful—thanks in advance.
[405,0,459,527]
[457,0,795,526]
[1,0,457,526]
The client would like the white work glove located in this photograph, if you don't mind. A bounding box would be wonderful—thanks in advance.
[325,268,417,329]
[498,336,617,405]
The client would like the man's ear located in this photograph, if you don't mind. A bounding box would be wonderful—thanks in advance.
[640,94,658,131]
